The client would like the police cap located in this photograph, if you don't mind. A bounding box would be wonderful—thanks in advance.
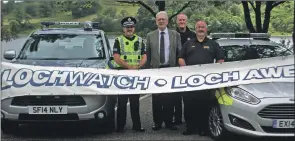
[121,17,137,27]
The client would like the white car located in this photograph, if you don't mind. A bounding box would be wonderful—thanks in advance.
[1,21,117,134]
[207,33,294,140]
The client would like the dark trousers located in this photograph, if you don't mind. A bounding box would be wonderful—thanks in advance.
[152,94,174,126]
[172,92,183,122]
[117,95,142,129]
[183,90,212,132]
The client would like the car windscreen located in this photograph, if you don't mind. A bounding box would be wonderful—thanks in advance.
[17,34,106,60]
[222,44,293,62]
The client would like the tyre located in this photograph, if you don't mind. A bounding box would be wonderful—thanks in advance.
[1,120,19,134]
[208,103,230,141]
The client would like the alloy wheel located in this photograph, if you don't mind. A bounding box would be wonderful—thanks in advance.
[208,106,223,137]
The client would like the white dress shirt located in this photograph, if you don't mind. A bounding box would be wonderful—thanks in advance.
[158,27,170,65]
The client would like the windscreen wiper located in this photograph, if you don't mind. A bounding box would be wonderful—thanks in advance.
[76,57,104,67]
[84,57,104,60]
[37,58,67,60]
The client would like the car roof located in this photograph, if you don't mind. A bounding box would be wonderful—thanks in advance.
[32,28,104,35]
[215,38,281,47]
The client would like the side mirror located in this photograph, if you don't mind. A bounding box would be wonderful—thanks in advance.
[3,50,16,60]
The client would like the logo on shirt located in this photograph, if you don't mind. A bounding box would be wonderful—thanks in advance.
[203,46,210,49]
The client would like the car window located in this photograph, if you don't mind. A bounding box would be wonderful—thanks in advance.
[222,44,293,62]
[18,34,106,60]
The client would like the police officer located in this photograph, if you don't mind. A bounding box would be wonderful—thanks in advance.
[110,17,147,133]
[178,19,224,135]
[172,13,196,125]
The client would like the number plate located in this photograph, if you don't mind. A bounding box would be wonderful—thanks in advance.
[28,106,67,114]
[273,119,295,128]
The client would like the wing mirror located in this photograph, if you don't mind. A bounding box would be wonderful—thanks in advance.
[3,50,16,60]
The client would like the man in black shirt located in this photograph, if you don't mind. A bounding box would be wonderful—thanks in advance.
[176,14,196,45]
[172,13,196,126]
[178,19,224,136]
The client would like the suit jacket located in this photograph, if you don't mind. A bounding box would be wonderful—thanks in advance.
[145,28,182,68]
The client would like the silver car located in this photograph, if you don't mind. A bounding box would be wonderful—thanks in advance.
[207,33,294,140]
[1,22,117,134]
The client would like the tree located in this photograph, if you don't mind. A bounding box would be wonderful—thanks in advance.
[241,1,286,33]
[116,0,195,22]
[293,1,295,53]
[1,0,18,42]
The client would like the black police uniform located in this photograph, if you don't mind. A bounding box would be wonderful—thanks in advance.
[114,17,146,132]
[179,37,224,135]
[172,27,196,125]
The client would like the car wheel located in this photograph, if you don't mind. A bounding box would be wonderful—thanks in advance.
[1,120,19,134]
[208,104,229,141]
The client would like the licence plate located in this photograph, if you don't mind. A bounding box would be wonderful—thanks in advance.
[273,119,295,128]
[28,106,67,114]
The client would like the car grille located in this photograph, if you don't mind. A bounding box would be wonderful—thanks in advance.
[261,126,295,134]
[258,104,295,119]
[19,113,79,121]
[11,96,86,106]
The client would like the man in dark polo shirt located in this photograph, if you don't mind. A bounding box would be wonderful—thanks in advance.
[178,19,224,136]
[172,13,196,126]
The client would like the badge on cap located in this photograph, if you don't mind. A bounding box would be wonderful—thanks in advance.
[128,18,131,22]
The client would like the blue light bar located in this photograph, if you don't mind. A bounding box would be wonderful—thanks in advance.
[211,33,270,39]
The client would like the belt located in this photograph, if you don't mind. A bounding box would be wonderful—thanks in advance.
[159,64,170,68]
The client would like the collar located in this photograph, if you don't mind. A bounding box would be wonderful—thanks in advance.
[158,27,168,35]
[123,34,136,40]
[195,36,209,43]
[176,26,190,33]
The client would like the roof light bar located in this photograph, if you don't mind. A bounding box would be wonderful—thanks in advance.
[210,33,270,39]
[40,21,100,30]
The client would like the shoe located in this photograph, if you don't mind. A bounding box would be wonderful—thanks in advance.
[166,125,177,130]
[152,124,162,130]
[173,120,183,125]
[132,128,146,132]
[116,128,124,133]
[182,130,194,135]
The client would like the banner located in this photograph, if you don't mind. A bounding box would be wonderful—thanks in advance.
[1,55,294,100]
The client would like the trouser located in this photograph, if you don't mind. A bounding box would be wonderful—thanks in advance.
[172,92,183,122]
[183,90,212,132]
[152,93,174,126]
[117,94,142,129]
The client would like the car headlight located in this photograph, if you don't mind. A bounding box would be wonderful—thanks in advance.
[226,87,260,105]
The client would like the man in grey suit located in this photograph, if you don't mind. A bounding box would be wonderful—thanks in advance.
[145,11,182,131]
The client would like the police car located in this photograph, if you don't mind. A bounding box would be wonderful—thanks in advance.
[206,33,294,140]
[1,21,117,134]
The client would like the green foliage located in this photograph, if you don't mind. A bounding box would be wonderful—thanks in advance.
[1,0,292,42]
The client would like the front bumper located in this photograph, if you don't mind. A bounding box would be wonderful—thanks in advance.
[220,97,295,137]
[1,95,117,123]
